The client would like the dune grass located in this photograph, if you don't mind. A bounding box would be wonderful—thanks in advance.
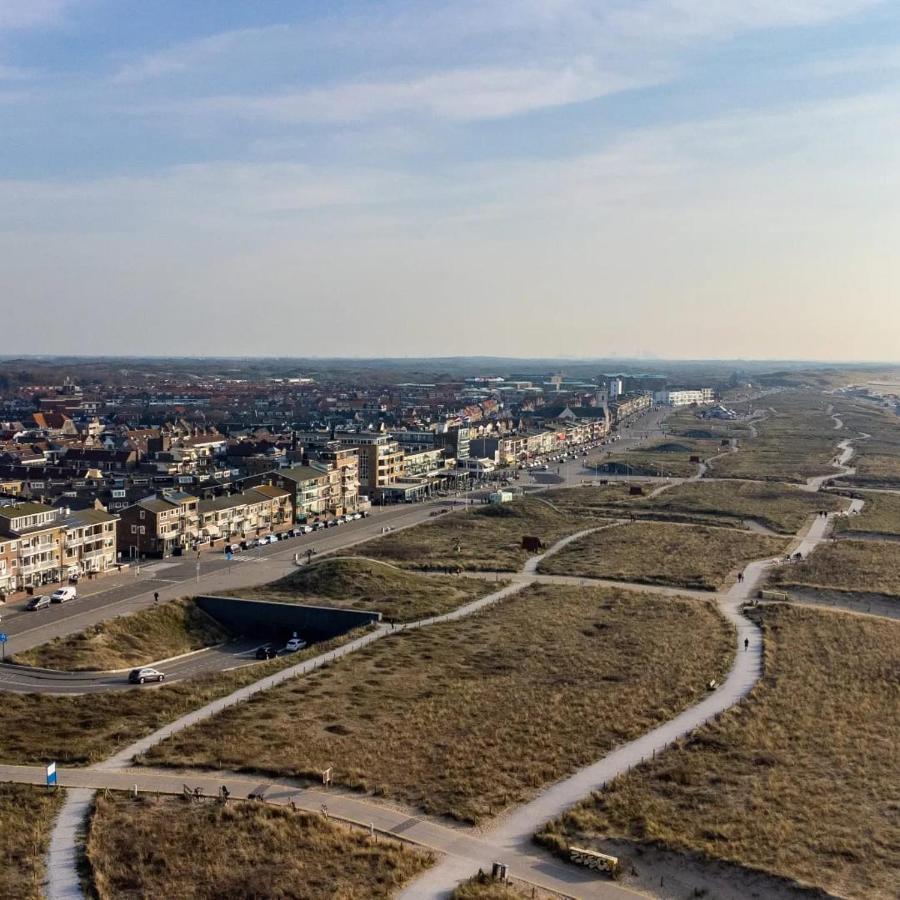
[232,557,494,622]
[359,497,587,571]
[539,522,785,590]
[0,784,63,900]
[537,605,900,900]
[596,436,724,479]
[452,875,539,898]
[10,599,230,672]
[84,793,431,900]
[708,392,840,483]
[547,481,845,534]
[769,538,900,597]
[642,481,846,533]
[141,584,734,824]
[0,632,360,767]
[833,491,900,537]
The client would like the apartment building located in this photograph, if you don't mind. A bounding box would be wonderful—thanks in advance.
[116,489,200,558]
[0,536,17,597]
[610,392,652,421]
[654,388,715,406]
[309,447,360,515]
[0,502,64,589]
[332,433,403,497]
[270,465,333,521]
[197,485,292,543]
[57,507,118,577]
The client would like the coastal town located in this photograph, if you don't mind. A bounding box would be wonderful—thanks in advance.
[0,365,721,598]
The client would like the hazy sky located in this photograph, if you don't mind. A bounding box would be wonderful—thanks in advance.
[2,1,899,360]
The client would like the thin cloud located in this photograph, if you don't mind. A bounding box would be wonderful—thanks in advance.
[167,60,667,125]
[112,24,290,84]
[0,0,71,30]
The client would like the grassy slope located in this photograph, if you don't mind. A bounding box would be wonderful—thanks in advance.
[234,557,494,622]
[643,481,845,534]
[545,482,845,534]
[709,392,839,482]
[0,632,360,766]
[452,876,535,899]
[834,491,900,537]
[539,522,785,590]
[359,498,587,571]
[0,785,63,900]
[85,794,431,900]
[598,436,721,479]
[11,599,230,672]
[538,605,900,900]
[769,539,900,597]
[830,397,900,488]
[143,584,734,824]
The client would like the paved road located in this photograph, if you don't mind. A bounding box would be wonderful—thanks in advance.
[0,639,262,694]
[0,502,447,658]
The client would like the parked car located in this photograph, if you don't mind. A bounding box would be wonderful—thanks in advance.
[255,643,277,660]
[284,636,307,653]
[27,595,52,611]
[128,667,165,684]
[301,525,314,534]
[50,586,77,604]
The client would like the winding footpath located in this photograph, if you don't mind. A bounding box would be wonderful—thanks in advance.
[37,528,598,899]
[13,423,872,900]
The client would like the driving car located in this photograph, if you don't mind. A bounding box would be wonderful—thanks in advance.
[255,643,277,660]
[284,636,307,653]
[50,586,77,603]
[128,667,165,684]
[27,595,52,611]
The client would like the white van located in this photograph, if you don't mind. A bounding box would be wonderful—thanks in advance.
[51,586,77,603]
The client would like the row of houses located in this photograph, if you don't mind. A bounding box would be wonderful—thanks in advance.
[0,502,118,596]
[116,485,294,558]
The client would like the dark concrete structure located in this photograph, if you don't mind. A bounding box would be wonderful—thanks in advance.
[195,595,380,643]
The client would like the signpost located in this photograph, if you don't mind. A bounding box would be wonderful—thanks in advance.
[0,632,7,663]
[46,762,57,788]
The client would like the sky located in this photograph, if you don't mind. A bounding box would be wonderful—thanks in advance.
[1,0,899,361]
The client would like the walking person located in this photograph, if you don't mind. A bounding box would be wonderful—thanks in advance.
[744,637,749,651]
[153,591,159,605]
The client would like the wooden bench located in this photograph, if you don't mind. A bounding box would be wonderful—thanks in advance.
[569,846,619,874]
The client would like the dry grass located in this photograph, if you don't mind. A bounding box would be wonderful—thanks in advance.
[598,437,723,479]
[643,481,846,534]
[538,605,900,900]
[452,875,538,899]
[233,557,494,622]
[0,632,360,767]
[359,497,587,571]
[10,600,230,672]
[834,491,900,537]
[539,522,785,590]
[769,539,900,597]
[142,584,734,824]
[0,784,63,900]
[544,481,844,534]
[709,392,840,483]
[829,398,900,488]
[84,793,431,900]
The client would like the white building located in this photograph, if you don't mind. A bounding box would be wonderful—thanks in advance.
[654,388,714,407]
